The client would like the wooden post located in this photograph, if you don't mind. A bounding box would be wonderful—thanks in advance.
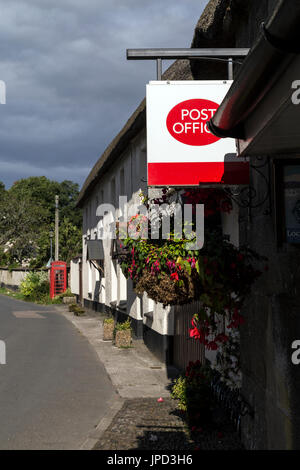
[55,195,59,261]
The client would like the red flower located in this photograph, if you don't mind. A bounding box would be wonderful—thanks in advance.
[215,333,229,344]
[189,327,201,340]
[207,341,218,350]
[170,272,179,281]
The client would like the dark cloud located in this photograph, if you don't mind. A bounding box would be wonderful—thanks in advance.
[0,0,208,188]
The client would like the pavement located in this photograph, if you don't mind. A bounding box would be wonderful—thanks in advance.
[0,293,243,450]
[0,294,118,450]
[94,397,244,451]
[58,304,243,451]
[57,305,178,400]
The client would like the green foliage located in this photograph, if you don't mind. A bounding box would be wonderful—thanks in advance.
[9,177,82,228]
[117,188,265,346]
[69,303,78,312]
[0,176,82,267]
[0,181,5,200]
[171,361,213,425]
[69,303,85,315]
[171,376,188,411]
[73,306,85,316]
[20,271,49,301]
[113,319,132,339]
[104,317,115,325]
[114,319,131,331]
[54,287,73,299]
[0,247,9,267]
[52,288,74,303]
[57,218,82,265]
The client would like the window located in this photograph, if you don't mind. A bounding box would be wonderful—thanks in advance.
[274,159,300,245]
[120,168,125,196]
[111,178,116,207]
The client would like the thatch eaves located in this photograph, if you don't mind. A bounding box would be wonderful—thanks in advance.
[77,59,192,207]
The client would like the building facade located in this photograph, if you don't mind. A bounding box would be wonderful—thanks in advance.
[204,0,300,450]
[73,53,239,366]
[72,0,300,449]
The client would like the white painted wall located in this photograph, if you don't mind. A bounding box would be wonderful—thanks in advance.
[70,258,80,295]
[81,128,239,342]
[81,129,173,336]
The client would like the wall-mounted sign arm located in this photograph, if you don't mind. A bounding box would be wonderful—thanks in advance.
[126,48,249,80]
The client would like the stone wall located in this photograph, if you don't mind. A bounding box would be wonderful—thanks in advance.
[0,268,29,289]
[238,152,300,449]
[191,0,299,449]
[228,0,300,450]
[0,267,50,290]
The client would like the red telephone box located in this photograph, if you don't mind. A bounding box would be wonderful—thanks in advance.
[50,261,67,298]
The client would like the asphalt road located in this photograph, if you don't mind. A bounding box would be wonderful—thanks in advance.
[0,294,116,449]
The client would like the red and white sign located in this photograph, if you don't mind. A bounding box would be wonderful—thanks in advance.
[146,81,249,186]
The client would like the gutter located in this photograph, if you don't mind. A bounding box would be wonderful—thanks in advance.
[208,0,300,139]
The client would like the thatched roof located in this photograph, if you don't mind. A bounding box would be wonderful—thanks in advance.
[77,60,192,207]
[77,0,244,207]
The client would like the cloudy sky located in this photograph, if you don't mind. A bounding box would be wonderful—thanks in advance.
[0,0,208,189]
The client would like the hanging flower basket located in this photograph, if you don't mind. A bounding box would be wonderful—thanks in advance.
[117,189,265,349]
[120,230,263,310]
[135,269,201,306]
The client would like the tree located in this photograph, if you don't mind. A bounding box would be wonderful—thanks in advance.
[59,218,82,263]
[0,181,5,199]
[0,189,47,265]
[0,176,82,267]
[9,177,82,228]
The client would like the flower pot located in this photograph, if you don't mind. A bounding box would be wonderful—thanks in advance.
[103,321,114,341]
[115,329,132,348]
[63,296,76,304]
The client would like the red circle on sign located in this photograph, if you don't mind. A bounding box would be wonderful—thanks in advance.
[166,99,221,146]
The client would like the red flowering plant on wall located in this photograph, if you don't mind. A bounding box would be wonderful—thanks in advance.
[182,188,233,217]
[117,189,265,350]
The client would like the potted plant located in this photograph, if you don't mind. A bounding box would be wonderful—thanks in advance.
[114,319,132,348]
[69,303,85,316]
[171,361,213,427]
[103,317,115,341]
